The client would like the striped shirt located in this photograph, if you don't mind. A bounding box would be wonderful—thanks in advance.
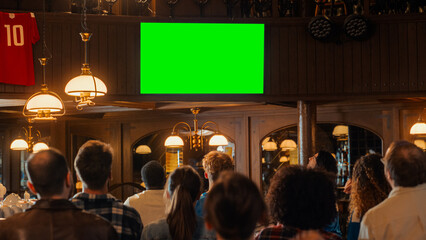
[72,192,142,240]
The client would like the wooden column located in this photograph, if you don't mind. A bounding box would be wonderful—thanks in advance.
[297,101,316,165]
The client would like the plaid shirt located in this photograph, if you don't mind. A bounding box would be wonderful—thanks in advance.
[72,192,143,240]
[256,224,342,240]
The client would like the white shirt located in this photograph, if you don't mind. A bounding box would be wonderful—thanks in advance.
[124,189,166,226]
[358,183,426,240]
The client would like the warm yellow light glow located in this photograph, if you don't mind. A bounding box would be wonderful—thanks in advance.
[280,156,289,162]
[280,139,297,150]
[164,135,184,147]
[135,145,152,154]
[414,140,426,150]
[33,142,49,153]
[333,125,349,136]
[410,122,426,135]
[26,94,63,112]
[263,141,278,151]
[209,134,228,146]
[10,139,29,151]
[65,75,107,97]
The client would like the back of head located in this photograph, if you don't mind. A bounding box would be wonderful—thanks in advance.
[26,149,69,198]
[205,172,266,240]
[141,160,165,189]
[383,140,426,187]
[315,151,338,174]
[74,140,113,190]
[202,151,234,182]
[167,166,203,240]
[350,153,391,218]
[266,165,336,230]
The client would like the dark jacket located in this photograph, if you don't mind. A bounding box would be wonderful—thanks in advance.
[0,199,118,240]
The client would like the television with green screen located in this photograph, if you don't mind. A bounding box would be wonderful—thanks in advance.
[140,22,264,94]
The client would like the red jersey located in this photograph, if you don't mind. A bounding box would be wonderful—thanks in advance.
[0,12,39,86]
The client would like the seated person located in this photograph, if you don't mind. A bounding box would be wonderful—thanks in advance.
[195,151,234,217]
[347,154,390,240]
[0,149,117,240]
[125,160,166,226]
[142,166,215,240]
[204,171,266,240]
[256,166,342,240]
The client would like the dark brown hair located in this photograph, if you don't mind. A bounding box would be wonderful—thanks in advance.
[202,151,234,182]
[26,149,69,197]
[383,140,426,187]
[74,140,113,190]
[166,166,202,240]
[349,154,391,219]
[266,165,336,230]
[205,171,266,240]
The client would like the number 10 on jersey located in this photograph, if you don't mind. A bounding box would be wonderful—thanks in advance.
[4,24,24,46]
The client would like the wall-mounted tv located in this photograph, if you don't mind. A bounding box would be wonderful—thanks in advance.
[140,22,264,94]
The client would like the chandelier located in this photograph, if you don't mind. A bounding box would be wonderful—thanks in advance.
[65,0,107,110]
[410,109,426,135]
[10,125,49,153]
[164,108,228,151]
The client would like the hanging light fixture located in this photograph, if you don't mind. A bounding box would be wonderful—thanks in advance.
[65,0,107,110]
[410,109,426,135]
[164,108,228,151]
[262,137,278,151]
[135,145,152,154]
[280,139,297,150]
[10,125,48,153]
[23,0,65,121]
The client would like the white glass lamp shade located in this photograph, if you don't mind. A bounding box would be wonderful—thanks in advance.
[280,156,289,163]
[135,145,152,154]
[414,140,426,150]
[209,134,228,146]
[26,93,64,112]
[332,125,349,136]
[410,122,426,135]
[164,135,184,148]
[33,142,49,153]
[10,139,29,151]
[280,139,297,150]
[65,75,107,97]
[263,141,278,151]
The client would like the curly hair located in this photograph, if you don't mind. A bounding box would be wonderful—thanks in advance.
[349,153,391,219]
[266,165,337,230]
[202,151,234,181]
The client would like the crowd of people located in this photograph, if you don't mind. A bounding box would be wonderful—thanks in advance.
[0,139,425,240]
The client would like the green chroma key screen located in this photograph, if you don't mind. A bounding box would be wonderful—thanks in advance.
[140,22,264,94]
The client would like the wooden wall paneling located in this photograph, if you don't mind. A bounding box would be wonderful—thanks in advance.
[361,38,372,93]
[306,33,316,94]
[334,40,344,93]
[270,27,280,95]
[407,23,418,91]
[127,24,139,95]
[107,24,118,95]
[51,23,63,93]
[71,23,82,85]
[98,24,109,92]
[370,23,381,92]
[116,24,127,95]
[121,123,133,199]
[352,41,362,93]
[417,22,426,91]
[315,41,326,94]
[343,41,353,93]
[288,26,298,94]
[297,26,307,95]
[379,23,390,92]
[388,23,399,91]
[398,23,408,91]
[264,26,271,95]
[324,42,334,94]
[61,23,72,95]
[89,23,100,87]
[280,27,290,94]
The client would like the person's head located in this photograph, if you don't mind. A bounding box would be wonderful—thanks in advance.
[266,165,336,230]
[349,153,391,218]
[166,166,203,240]
[74,140,113,191]
[26,149,71,199]
[202,151,234,183]
[308,150,338,174]
[141,161,165,190]
[382,140,426,188]
[205,172,266,240]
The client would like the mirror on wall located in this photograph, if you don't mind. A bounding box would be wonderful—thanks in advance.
[261,123,382,193]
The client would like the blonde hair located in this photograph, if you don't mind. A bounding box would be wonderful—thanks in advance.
[202,151,234,181]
